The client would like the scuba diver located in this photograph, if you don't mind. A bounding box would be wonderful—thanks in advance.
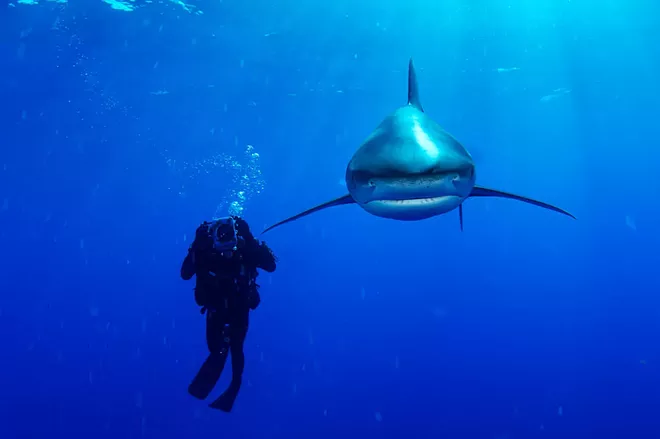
[181,216,276,412]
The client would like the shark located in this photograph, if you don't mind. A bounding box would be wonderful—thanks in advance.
[262,58,575,234]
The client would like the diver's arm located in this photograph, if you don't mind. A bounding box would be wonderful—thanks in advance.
[253,241,277,273]
[241,238,276,272]
[182,223,213,280]
[180,247,196,280]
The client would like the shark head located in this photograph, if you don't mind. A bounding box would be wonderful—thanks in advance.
[261,58,574,235]
[345,64,476,220]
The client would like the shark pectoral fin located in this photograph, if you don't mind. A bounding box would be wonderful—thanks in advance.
[469,185,576,219]
[262,194,355,234]
[459,204,464,231]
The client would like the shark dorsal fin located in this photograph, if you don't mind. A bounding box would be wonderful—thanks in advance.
[407,58,423,112]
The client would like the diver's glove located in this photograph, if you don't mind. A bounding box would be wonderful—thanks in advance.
[191,222,213,252]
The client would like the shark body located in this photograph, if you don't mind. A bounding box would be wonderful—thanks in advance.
[263,59,574,234]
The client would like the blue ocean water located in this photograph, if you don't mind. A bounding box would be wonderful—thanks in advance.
[2,0,660,438]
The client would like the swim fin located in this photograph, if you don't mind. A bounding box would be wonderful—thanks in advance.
[188,352,228,400]
[208,383,240,412]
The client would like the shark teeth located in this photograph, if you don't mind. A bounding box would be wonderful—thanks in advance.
[375,197,452,205]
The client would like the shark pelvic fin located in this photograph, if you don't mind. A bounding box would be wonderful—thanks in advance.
[469,185,576,219]
[262,194,355,234]
[407,58,423,112]
[459,204,464,231]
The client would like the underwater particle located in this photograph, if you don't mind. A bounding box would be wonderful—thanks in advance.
[21,109,27,120]
[88,371,93,384]
[80,239,84,249]
[292,383,297,394]
[301,363,306,372]
[496,67,520,73]
[625,215,636,231]
[323,409,328,416]
[374,411,383,422]
[183,233,187,242]
[135,391,143,409]
[260,351,264,362]
[432,307,447,318]
[361,287,366,299]
[558,405,563,416]
[240,59,245,68]
[395,355,399,369]
[2,198,8,211]
[308,330,314,345]
[89,306,99,317]
[640,359,647,365]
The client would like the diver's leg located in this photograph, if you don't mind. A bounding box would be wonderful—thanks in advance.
[188,309,229,400]
[209,308,249,412]
[229,325,246,386]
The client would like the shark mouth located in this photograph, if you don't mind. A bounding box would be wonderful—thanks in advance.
[369,195,460,206]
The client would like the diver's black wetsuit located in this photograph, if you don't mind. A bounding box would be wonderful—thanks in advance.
[181,217,276,412]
